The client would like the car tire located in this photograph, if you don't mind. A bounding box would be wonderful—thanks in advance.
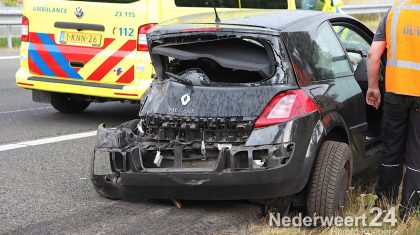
[51,93,90,113]
[307,141,352,217]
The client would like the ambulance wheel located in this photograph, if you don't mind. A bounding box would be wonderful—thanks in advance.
[51,93,90,113]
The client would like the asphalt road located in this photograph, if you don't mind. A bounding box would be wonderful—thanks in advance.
[0,50,261,234]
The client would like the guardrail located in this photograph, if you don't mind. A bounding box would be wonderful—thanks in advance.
[0,7,22,49]
[341,3,393,15]
[0,3,393,49]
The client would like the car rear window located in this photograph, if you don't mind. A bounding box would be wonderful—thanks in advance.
[151,37,279,84]
[175,0,288,9]
[67,0,141,3]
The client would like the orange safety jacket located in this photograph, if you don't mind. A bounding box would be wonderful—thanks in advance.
[386,0,420,96]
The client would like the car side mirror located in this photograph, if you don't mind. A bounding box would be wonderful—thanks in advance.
[346,48,365,58]
[331,0,343,7]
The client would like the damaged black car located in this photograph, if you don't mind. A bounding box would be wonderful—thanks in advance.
[92,10,384,217]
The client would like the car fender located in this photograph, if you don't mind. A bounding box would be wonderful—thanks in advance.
[321,111,352,145]
[294,119,327,193]
[296,111,354,194]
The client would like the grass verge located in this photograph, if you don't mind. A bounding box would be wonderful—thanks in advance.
[0,37,21,48]
[254,168,420,235]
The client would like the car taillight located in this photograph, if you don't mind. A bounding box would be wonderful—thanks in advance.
[137,23,155,51]
[22,16,29,42]
[255,90,319,128]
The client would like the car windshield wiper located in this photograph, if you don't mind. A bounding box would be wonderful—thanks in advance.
[165,72,192,85]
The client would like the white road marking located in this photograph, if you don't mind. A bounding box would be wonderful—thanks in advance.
[0,56,20,60]
[0,144,24,152]
[0,107,52,114]
[0,131,97,152]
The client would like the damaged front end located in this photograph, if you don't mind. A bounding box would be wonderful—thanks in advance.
[92,25,319,200]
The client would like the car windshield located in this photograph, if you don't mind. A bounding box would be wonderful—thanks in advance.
[295,0,326,10]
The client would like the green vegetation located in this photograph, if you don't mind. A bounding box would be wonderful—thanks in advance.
[0,37,21,48]
[256,169,420,234]
[353,13,386,30]
[4,0,18,7]
[343,0,386,29]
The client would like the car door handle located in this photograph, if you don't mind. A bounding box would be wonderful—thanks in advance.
[54,22,105,32]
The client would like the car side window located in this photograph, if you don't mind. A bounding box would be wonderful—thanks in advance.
[334,26,370,54]
[333,25,371,71]
[311,22,353,80]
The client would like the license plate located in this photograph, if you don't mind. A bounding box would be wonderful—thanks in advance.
[60,32,102,47]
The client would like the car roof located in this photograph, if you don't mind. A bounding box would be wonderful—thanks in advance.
[156,10,348,32]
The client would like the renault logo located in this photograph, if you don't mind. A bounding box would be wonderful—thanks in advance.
[181,94,191,106]
[75,7,84,19]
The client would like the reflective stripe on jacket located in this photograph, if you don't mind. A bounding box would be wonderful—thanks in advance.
[386,1,420,96]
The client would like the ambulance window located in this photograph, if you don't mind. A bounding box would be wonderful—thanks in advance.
[68,0,140,2]
[240,0,288,9]
[175,0,238,8]
[296,0,326,10]
[175,0,288,9]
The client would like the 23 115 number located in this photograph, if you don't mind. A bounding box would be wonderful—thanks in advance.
[115,11,136,18]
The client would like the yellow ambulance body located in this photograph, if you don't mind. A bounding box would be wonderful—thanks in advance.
[16,0,342,112]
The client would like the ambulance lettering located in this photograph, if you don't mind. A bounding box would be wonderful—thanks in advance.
[33,6,67,14]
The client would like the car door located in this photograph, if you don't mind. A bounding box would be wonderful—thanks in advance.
[300,21,368,173]
[331,19,385,139]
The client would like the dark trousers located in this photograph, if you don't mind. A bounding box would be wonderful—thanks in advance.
[376,92,420,211]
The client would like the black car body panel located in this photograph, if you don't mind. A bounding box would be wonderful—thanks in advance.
[141,80,297,118]
[92,10,382,200]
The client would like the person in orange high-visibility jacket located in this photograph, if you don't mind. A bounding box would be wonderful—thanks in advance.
[367,0,420,220]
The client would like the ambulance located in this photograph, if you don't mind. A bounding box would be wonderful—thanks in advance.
[16,0,342,113]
